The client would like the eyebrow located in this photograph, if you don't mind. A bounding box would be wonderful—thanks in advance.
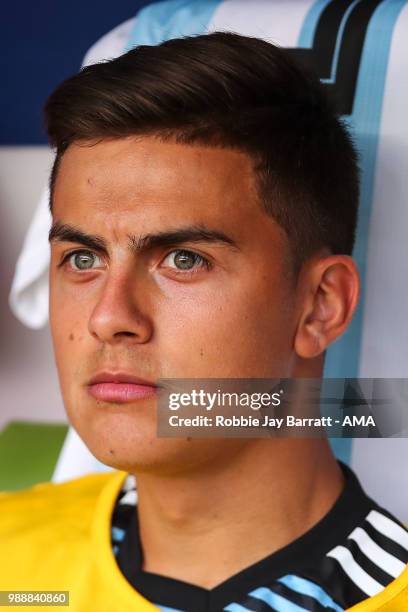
[129,226,238,252]
[48,221,239,254]
[49,222,107,251]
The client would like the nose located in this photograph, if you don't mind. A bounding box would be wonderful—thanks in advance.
[88,270,154,345]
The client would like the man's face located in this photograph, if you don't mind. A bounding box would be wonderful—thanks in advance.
[50,136,300,472]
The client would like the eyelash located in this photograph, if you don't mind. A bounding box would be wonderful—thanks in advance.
[161,249,212,273]
[58,249,102,270]
[58,248,212,273]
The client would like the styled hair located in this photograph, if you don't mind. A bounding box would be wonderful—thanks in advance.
[44,31,359,271]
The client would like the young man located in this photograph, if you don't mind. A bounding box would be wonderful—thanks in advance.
[1,33,407,611]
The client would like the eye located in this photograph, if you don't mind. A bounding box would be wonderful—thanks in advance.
[162,249,211,271]
[65,250,103,271]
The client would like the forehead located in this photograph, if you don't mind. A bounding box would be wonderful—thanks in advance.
[53,136,261,223]
[52,135,292,278]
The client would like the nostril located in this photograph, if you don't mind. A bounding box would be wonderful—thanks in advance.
[115,331,137,337]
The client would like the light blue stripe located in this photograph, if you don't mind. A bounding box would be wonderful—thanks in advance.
[154,606,184,612]
[249,586,309,611]
[322,0,361,83]
[324,0,407,463]
[111,526,126,541]
[278,575,343,611]
[328,437,351,465]
[324,0,407,380]
[224,604,253,612]
[125,0,222,51]
[298,0,333,47]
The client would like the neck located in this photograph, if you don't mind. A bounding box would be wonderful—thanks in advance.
[133,439,344,588]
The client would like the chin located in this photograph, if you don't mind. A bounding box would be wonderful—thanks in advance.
[64,391,247,476]
[90,437,219,476]
[66,409,193,475]
[75,420,240,477]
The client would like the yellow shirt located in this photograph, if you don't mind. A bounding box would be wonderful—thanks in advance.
[0,471,406,611]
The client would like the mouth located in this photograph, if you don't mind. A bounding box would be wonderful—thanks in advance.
[87,371,158,403]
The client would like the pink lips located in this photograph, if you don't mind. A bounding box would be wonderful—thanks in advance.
[87,372,158,403]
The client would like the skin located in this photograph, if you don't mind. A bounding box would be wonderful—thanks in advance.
[49,135,360,587]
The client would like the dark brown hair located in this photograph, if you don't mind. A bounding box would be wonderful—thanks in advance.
[45,31,359,271]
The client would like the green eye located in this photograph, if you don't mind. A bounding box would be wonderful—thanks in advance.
[166,250,208,271]
[69,251,101,270]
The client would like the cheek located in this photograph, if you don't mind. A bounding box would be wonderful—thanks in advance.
[156,278,295,377]
[50,265,98,331]
[49,281,92,381]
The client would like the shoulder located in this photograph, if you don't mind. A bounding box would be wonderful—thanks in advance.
[347,563,408,611]
[0,471,128,590]
[0,470,126,543]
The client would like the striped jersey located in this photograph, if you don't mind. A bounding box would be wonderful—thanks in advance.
[111,462,408,612]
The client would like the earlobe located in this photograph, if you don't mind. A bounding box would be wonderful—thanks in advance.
[294,255,360,359]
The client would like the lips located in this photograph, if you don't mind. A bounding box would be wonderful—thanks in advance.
[87,372,158,403]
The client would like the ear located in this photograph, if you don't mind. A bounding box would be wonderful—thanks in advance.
[294,255,360,359]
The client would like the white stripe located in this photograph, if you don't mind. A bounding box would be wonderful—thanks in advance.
[327,546,383,596]
[82,17,135,67]
[207,0,316,47]
[348,526,406,578]
[359,1,408,379]
[118,490,137,506]
[355,2,408,525]
[122,474,137,492]
[366,510,408,551]
[351,439,408,524]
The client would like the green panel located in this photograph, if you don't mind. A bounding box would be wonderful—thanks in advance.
[0,421,69,492]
